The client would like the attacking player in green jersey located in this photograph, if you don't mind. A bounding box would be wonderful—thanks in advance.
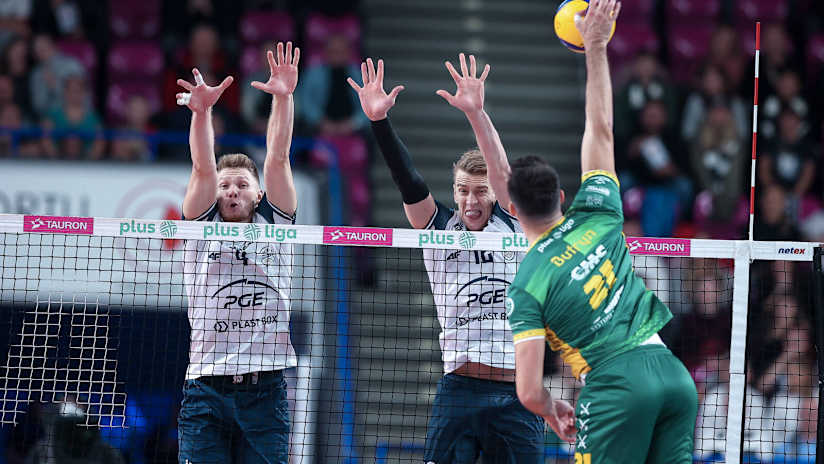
[504,1,698,463]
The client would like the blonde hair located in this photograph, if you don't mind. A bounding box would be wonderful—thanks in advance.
[452,149,487,176]
[216,153,259,182]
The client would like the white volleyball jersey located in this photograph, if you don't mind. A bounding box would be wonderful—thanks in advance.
[422,201,523,373]
[182,195,297,380]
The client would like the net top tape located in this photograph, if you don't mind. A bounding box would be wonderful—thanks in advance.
[0,214,818,261]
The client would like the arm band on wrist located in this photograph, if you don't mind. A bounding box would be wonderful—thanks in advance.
[371,118,430,205]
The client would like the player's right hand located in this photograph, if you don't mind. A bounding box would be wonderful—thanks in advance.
[347,58,404,122]
[574,0,621,50]
[176,68,233,114]
[546,399,577,443]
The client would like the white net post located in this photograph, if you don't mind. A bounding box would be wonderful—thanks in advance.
[725,241,753,464]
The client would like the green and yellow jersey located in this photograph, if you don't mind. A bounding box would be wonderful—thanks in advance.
[506,170,672,379]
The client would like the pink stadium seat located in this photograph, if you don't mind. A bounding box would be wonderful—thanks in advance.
[305,13,361,66]
[806,34,824,79]
[108,42,164,79]
[109,0,161,39]
[618,0,656,20]
[735,0,788,23]
[240,45,266,79]
[56,39,97,75]
[106,81,161,124]
[666,0,721,22]
[239,11,295,44]
[609,22,659,73]
[668,25,715,82]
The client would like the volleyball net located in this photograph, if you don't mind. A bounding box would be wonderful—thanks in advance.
[0,213,820,463]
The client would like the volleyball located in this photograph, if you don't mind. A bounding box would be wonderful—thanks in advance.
[554,0,616,53]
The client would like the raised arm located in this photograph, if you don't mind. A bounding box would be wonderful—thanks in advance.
[176,68,234,219]
[251,42,299,216]
[576,0,622,175]
[348,58,437,229]
[437,53,512,211]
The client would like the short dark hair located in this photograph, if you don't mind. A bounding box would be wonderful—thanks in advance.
[507,155,561,219]
[453,149,487,177]
[216,153,259,182]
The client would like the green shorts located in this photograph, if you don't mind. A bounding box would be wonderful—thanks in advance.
[573,345,697,464]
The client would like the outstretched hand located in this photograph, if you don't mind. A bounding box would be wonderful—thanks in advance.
[347,58,404,122]
[545,399,577,443]
[251,41,300,96]
[176,68,233,114]
[574,0,621,49]
[436,53,490,114]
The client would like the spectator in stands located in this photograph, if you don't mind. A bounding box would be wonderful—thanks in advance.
[614,52,677,156]
[0,102,42,157]
[1,37,33,117]
[29,33,84,117]
[760,69,810,143]
[689,103,746,237]
[31,0,84,38]
[241,43,273,134]
[621,99,693,237]
[111,95,153,161]
[754,184,802,241]
[161,0,239,45]
[752,24,799,100]
[682,65,748,143]
[759,107,817,219]
[0,0,32,47]
[42,74,104,159]
[297,33,367,136]
[163,23,238,115]
[675,268,731,377]
[25,399,125,464]
[705,25,747,99]
[696,356,776,462]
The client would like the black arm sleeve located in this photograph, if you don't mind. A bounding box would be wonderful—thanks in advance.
[370,118,430,205]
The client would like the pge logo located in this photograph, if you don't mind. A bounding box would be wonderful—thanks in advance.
[30,218,44,229]
[214,320,229,333]
[330,229,344,241]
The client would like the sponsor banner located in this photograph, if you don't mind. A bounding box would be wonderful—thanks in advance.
[626,237,691,256]
[392,229,530,252]
[322,226,393,246]
[750,241,817,261]
[23,215,94,235]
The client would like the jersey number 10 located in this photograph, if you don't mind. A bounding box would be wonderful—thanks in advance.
[582,259,616,310]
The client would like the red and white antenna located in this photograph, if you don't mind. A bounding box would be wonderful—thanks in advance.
[749,21,761,241]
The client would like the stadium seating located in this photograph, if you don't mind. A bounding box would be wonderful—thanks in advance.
[108,42,164,79]
[305,13,362,66]
[239,11,295,45]
[666,0,722,23]
[668,25,716,83]
[106,81,162,124]
[109,0,161,40]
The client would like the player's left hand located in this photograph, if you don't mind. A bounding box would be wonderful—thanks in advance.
[545,399,577,443]
[251,41,300,96]
[436,53,490,114]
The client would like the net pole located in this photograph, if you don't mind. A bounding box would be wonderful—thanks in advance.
[813,247,824,464]
[748,21,761,241]
[725,241,753,464]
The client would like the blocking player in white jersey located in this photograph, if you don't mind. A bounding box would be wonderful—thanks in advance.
[348,54,544,462]
[175,42,299,464]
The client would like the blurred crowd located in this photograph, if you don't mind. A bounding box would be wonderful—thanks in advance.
[0,0,371,226]
[609,0,824,244]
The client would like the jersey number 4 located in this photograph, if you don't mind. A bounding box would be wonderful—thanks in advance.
[582,259,616,310]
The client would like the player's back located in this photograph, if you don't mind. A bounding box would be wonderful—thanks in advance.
[507,171,672,379]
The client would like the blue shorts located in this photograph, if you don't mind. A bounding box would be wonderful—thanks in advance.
[424,373,545,463]
[178,371,289,464]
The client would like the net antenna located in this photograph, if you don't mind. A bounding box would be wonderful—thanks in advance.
[748,21,761,242]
